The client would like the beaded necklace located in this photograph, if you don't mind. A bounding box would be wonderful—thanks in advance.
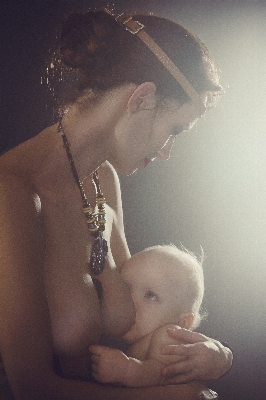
[57,120,108,275]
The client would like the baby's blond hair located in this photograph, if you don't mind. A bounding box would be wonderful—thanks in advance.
[142,244,205,330]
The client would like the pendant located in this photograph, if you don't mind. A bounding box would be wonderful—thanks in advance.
[90,231,108,275]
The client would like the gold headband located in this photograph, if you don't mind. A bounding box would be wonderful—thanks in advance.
[116,13,206,115]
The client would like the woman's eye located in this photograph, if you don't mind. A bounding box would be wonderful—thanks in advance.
[145,291,158,301]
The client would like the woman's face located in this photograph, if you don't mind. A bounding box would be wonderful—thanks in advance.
[109,96,205,176]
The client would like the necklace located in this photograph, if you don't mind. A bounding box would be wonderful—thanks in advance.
[57,120,108,275]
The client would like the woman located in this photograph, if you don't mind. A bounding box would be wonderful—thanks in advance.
[0,9,232,400]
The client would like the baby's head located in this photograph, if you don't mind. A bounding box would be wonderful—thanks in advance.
[121,245,204,344]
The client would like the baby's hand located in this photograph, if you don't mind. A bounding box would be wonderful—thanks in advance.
[89,345,129,384]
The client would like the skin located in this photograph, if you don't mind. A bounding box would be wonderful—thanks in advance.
[0,82,231,400]
[90,248,231,388]
[90,324,193,387]
[89,249,196,387]
[120,249,195,344]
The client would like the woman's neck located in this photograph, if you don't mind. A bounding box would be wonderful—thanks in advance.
[0,84,135,195]
[59,105,109,182]
[54,84,134,182]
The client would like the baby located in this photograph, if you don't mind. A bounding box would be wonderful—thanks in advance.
[90,244,205,387]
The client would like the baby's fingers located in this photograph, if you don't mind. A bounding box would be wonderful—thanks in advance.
[89,344,103,355]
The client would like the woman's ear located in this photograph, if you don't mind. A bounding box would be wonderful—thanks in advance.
[177,313,194,330]
[127,82,157,114]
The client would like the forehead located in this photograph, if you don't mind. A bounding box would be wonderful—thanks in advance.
[123,249,187,287]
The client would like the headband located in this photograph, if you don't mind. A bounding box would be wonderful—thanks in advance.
[116,13,206,115]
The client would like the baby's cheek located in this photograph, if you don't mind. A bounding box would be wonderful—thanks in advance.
[138,312,157,337]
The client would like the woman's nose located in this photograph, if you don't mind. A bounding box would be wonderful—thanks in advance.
[156,136,175,160]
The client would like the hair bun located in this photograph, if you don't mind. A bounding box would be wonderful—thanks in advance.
[60,11,96,68]
[60,11,117,70]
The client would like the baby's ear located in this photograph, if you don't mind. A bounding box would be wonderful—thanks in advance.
[177,313,194,330]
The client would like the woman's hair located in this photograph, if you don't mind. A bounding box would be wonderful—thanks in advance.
[57,10,222,109]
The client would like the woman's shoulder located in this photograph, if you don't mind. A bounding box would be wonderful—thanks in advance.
[0,143,33,190]
[0,171,43,236]
[0,170,36,204]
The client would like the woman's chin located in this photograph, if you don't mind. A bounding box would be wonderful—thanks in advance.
[143,158,151,168]
[118,165,140,176]
[111,157,152,176]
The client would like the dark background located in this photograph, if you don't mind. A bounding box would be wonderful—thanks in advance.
[1,1,266,399]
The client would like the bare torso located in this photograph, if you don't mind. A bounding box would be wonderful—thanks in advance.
[42,166,117,354]
[0,126,135,364]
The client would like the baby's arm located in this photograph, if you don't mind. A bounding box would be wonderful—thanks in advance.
[90,345,163,387]
[90,324,187,387]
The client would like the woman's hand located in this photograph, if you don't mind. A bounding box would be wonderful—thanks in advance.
[161,327,233,384]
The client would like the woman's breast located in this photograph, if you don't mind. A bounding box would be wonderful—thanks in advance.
[44,246,103,356]
[42,197,133,357]
[43,196,106,355]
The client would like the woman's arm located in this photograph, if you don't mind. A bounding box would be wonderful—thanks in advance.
[0,174,55,399]
[100,162,131,268]
[161,327,233,384]
[88,328,232,388]
[93,163,135,338]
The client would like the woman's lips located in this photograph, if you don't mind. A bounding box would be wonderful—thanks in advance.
[143,158,151,167]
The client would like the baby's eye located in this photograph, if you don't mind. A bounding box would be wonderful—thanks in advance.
[145,291,158,301]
